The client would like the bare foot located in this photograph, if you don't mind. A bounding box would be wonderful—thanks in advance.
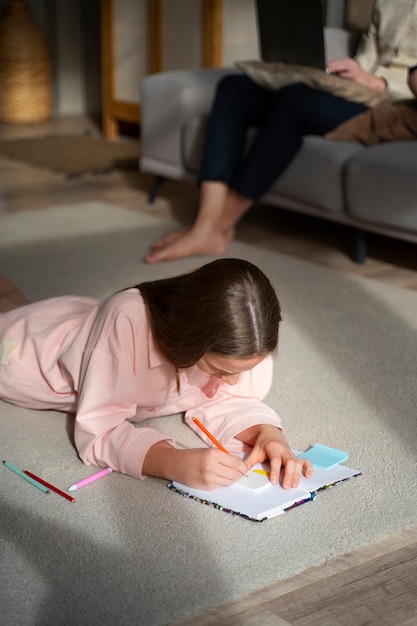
[0,276,30,312]
[150,227,189,252]
[145,224,234,263]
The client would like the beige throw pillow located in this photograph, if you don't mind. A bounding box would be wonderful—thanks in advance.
[236,60,389,107]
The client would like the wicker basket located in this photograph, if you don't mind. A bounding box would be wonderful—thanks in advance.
[0,1,52,124]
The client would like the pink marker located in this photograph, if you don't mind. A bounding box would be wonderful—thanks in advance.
[68,467,113,492]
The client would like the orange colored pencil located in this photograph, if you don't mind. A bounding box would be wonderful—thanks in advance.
[24,470,75,503]
[192,417,229,454]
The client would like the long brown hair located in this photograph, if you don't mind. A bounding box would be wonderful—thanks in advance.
[136,258,281,368]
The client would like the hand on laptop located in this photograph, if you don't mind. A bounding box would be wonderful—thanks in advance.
[327,58,387,93]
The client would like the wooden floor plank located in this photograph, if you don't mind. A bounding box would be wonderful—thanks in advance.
[174,528,417,625]
[265,543,417,626]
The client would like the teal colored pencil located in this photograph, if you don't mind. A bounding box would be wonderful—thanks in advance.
[2,460,50,494]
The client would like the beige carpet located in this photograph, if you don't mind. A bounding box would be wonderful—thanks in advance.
[0,135,140,176]
[1,202,416,626]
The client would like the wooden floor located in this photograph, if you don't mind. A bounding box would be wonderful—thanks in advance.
[176,527,417,626]
[1,116,417,626]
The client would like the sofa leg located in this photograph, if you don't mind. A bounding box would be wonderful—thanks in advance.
[353,229,367,264]
[148,176,165,204]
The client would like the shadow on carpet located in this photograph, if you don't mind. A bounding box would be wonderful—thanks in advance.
[1,203,417,626]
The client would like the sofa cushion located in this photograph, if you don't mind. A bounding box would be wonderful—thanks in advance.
[345,142,417,232]
[270,136,363,213]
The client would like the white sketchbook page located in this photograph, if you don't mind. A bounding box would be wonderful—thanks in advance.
[298,464,361,491]
[234,459,360,495]
[171,461,361,521]
[234,463,272,493]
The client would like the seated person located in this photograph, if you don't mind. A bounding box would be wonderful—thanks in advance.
[146,0,417,263]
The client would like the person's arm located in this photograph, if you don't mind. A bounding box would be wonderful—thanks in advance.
[74,345,176,478]
[327,57,387,93]
[351,1,417,99]
[326,1,384,92]
[75,346,250,489]
[73,295,179,479]
[76,370,247,490]
[184,357,312,489]
[408,65,417,98]
[142,443,248,490]
[327,2,415,99]
[352,4,379,73]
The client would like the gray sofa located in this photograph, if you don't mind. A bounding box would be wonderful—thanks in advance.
[139,28,417,262]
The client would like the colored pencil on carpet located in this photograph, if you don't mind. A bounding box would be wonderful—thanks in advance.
[68,467,113,491]
[24,470,75,503]
[2,460,50,494]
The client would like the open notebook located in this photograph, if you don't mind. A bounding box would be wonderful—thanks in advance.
[168,449,360,522]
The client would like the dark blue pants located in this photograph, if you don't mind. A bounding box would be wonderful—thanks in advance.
[199,75,367,201]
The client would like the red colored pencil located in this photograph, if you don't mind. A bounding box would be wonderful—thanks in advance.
[24,470,75,503]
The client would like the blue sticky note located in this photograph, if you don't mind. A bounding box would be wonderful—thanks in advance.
[297,444,349,470]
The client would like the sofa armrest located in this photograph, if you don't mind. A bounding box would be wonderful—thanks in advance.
[140,67,237,179]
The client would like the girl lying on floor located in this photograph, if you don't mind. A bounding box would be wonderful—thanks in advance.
[0,259,312,490]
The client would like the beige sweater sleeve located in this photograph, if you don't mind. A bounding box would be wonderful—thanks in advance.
[354,0,417,100]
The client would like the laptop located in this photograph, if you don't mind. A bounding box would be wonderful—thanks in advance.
[255,0,327,70]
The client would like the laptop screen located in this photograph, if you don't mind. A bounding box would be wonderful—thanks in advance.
[256,0,326,70]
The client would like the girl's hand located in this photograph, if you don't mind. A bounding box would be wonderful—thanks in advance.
[143,443,248,491]
[326,57,387,93]
[177,448,249,490]
[237,424,313,489]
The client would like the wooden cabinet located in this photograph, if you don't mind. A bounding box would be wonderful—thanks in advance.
[101,0,224,138]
